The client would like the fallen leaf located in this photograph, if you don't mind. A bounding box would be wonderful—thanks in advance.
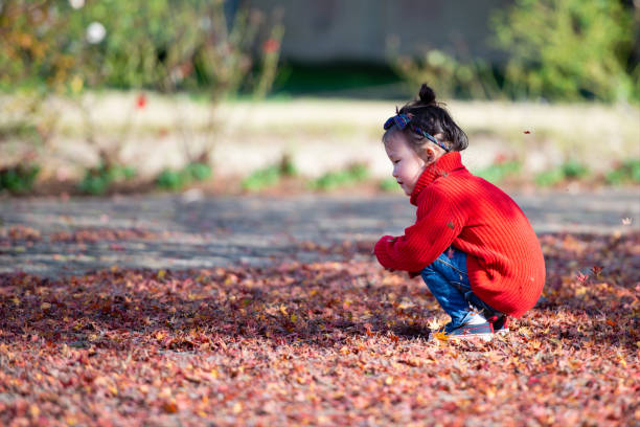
[162,401,178,414]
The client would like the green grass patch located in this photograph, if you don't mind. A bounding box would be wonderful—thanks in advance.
[534,169,565,187]
[378,177,402,193]
[534,160,591,188]
[0,164,40,194]
[184,162,213,182]
[156,169,188,191]
[605,159,640,185]
[241,156,297,192]
[310,164,370,191]
[78,164,136,195]
[475,160,521,184]
[156,162,212,191]
[242,165,282,192]
[561,160,590,180]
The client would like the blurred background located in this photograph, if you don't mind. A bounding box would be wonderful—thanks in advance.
[0,0,638,196]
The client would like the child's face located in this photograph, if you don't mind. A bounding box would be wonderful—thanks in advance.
[384,134,427,196]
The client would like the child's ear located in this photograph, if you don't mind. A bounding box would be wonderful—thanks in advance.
[424,146,436,163]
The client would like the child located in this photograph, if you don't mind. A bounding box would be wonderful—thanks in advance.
[374,84,545,339]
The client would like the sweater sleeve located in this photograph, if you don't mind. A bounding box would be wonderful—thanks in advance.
[374,188,465,272]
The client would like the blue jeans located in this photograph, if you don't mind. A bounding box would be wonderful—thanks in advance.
[420,246,500,328]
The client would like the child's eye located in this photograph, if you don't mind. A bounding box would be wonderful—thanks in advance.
[393,160,400,164]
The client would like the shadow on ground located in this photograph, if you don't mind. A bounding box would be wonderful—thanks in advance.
[1,232,638,352]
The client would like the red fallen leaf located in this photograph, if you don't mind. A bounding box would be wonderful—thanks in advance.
[591,266,603,277]
[59,375,74,388]
[398,358,421,367]
[14,399,28,417]
[524,130,531,134]
[433,331,449,342]
[446,247,455,258]
[527,377,540,386]
[1,232,638,426]
[162,401,178,414]
[364,323,374,337]
[389,333,399,344]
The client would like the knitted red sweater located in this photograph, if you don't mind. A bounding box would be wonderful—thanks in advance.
[374,152,545,318]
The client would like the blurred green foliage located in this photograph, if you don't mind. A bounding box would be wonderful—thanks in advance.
[560,159,590,179]
[78,163,136,195]
[378,177,402,193]
[0,164,40,194]
[534,168,565,188]
[491,0,638,102]
[388,46,502,100]
[605,159,640,185]
[534,160,590,187]
[274,61,401,97]
[156,162,212,191]
[184,162,213,182]
[241,155,296,192]
[476,160,521,184]
[279,154,298,178]
[156,169,186,191]
[0,0,283,193]
[0,0,283,95]
[390,0,638,102]
[310,164,369,191]
[242,165,282,192]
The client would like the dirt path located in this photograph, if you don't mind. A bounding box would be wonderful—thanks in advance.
[1,189,638,277]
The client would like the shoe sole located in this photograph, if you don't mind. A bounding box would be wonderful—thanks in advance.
[434,329,509,342]
[447,333,493,341]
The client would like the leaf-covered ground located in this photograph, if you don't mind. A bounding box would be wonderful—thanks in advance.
[1,232,639,426]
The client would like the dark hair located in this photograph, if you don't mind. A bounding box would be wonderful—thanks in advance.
[383,84,468,154]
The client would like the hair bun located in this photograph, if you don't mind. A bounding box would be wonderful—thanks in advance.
[418,84,437,106]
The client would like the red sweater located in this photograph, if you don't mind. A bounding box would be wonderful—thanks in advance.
[374,152,545,318]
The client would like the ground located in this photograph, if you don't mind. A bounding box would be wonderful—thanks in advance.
[0,190,639,426]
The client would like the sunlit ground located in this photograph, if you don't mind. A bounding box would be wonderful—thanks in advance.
[0,232,638,426]
[1,93,638,187]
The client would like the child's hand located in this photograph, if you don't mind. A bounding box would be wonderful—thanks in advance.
[372,235,397,254]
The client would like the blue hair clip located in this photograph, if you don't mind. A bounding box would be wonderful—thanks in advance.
[383,113,449,152]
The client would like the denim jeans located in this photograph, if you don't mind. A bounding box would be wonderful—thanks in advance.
[420,246,500,328]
